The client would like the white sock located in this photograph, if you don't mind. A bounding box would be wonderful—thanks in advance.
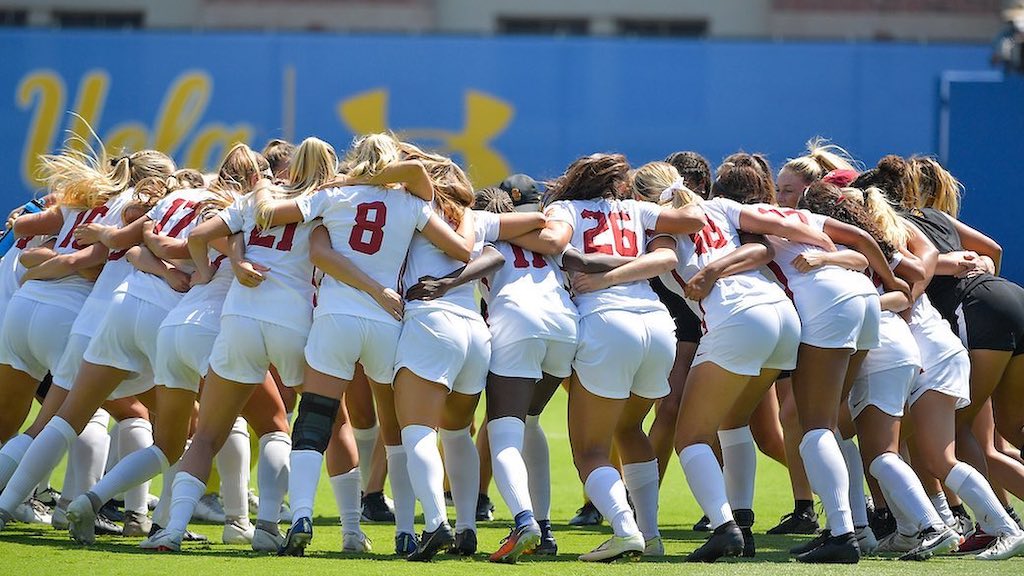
[622,459,660,541]
[719,426,756,510]
[584,466,639,538]
[0,418,77,514]
[0,434,33,490]
[256,432,291,524]
[839,436,869,528]
[439,426,478,533]
[401,425,448,532]
[930,491,956,528]
[945,462,1021,536]
[153,439,188,528]
[522,415,551,522]
[118,418,154,514]
[869,452,943,533]
[216,417,250,519]
[799,429,854,536]
[90,445,168,506]
[288,450,323,522]
[679,443,733,529]
[487,417,532,518]
[166,472,205,536]
[104,426,118,473]
[66,410,111,501]
[352,425,379,493]
[385,445,416,535]
[330,467,361,534]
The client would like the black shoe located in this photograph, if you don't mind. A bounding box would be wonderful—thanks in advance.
[568,501,603,526]
[869,507,896,540]
[796,531,860,564]
[1006,505,1023,531]
[685,520,744,563]
[278,517,313,557]
[33,487,61,507]
[361,492,395,523]
[99,500,125,524]
[476,494,494,522]
[790,530,831,555]
[767,508,819,535]
[407,523,455,562]
[147,523,208,542]
[693,515,711,532]
[734,509,755,558]
[95,509,123,536]
[449,528,477,556]
[534,520,557,555]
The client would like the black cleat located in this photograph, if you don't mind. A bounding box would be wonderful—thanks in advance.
[476,494,495,522]
[449,528,477,556]
[95,509,123,536]
[147,523,207,542]
[278,517,313,557]
[534,520,558,555]
[693,515,711,532]
[685,520,744,563]
[99,500,125,525]
[790,530,831,555]
[361,492,395,523]
[869,507,896,540]
[767,508,819,535]
[734,509,756,558]
[796,531,860,564]
[407,523,455,562]
[568,501,603,526]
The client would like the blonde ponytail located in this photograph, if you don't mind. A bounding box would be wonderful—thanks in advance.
[782,137,859,183]
[911,156,963,217]
[841,186,911,249]
[255,137,337,230]
[342,133,401,180]
[631,161,698,207]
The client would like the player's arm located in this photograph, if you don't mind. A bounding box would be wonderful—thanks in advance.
[309,226,402,320]
[126,246,190,293]
[684,234,775,301]
[495,212,546,240]
[570,242,678,295]
[20,242,108,283]
[187,216,231,286]
[12,206,63,237]
[506,220,572,256]
[560,248,634,273]
[327,160,435,201]
[421,214,472,263]
[822,218,909,296]
[143,220,190,260]
[406,246,505,302]
[75,216,149,250]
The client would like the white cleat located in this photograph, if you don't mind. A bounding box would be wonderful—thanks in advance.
[251,526,285,552]
[193,493,226,523]
[140,528,182,552]
[579,533,645,562]
[855,525,878,555]
[51,504,69,530]
[66,495,98,545]
[13,499,51,525]
[976,531,1024,560]
[873,531,920,554]
[900,527,959,561]
[223,517,255,545]
[342,530,373,553]
[643,535,665,556]
[123,511,153,538]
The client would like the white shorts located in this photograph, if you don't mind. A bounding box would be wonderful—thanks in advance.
[848,364,917,419]
[800,293,881,350]
[155,324,217,393]
[208,315,306,386]
[394,310,490,395]
[694,302,801,376]
[574,309,675,400]
[305,314,401,384]
[84,293,166,376]
[908,351,971,410]
[0,297,76,381]
[489,337,576,380]
[55,334,156,399]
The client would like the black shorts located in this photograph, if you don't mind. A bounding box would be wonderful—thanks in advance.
[650,277,702,344]
[961,278,1024,355]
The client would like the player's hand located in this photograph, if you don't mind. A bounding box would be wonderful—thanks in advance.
[6,206,25,229]
[164,267,192,293]
[569,271,610,295]
[884,277,913,299]
[683,268,717,301]
[73,223,110,246]
[189,267,214,288]
[232,259,270,287]
[792,251,827,273]
[373,287,404,320]
[406,276,453,301]
[811,231,837,252]
[953,251,990,278]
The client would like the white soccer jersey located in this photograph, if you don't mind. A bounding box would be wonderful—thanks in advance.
[219,193,318,332]
[658,197,789,333]
[546,197,666,317]
[860,260,921,375]
[160,255,232,332]
[0,235,47,322]
[402,205,485,319]
[297,185,432,325]
[473,209,501,257]
[909,293,964,369]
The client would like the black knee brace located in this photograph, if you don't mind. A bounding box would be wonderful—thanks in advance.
[291,392,340,453]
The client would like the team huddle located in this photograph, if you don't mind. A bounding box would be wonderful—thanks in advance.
[0,130,1022,565]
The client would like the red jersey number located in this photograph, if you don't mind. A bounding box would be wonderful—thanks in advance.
[349,202,386,255]
[59,206,109,250]
[690,219,728,256]
[510,245,547,269]
[153,199,202,238]
[756,207,809,224]
[581,210,638,256]
[249,222,298,252]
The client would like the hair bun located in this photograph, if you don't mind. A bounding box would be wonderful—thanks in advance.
[876,155,908,179]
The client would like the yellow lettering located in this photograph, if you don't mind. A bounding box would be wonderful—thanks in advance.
[185,123,253,173]
[66,70,110,155]
[153,71,212,157]
[17,70,65,190]
[338,90,388,134]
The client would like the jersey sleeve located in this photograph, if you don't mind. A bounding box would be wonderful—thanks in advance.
[145,198,169,225]
[475,210,502,243]
[715,197,745,230]
[296,189,332,223]
[413,200,432,231]
[804,211,828,232]
[218,197,246,233]
[544,201,575,231]
[635,200,663,232]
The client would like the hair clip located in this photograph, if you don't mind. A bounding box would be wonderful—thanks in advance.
[659,177,687,202]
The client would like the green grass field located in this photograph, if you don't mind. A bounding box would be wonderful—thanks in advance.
[1,390,1020,576]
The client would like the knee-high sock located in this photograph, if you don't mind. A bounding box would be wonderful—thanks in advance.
[288,450,323,522]
[66,410,111,501]
[719,426,756,510]
[89,445,168,510]
[869,452,943,533]
[622,459,660,541]
[679,443,733,529]
[401,425,448,532]
[329,467,361,534]
[0,434,34,490]
[487,417,532,518]
[584,466,640,538]
[522,415,551,522]
[838,436,869,528]
[945,462,1021,536]
[930,491,956,528]
[165,472,205,536]
[385,445,416,535]
[440,426,478,533]
[216,417,250,520]
[152,439,188,528]
[0,417,76,514]
[799,429,854,536]
[118,418,154,514]
[256,432,291,524]
[352,425,379,493]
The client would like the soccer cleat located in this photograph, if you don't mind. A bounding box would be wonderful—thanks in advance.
[148,523,208,542]
[247,490,260,517]
[276,517,311,556]
[51,502,69,530]
[955,525,995,554]
[13,498,52,525]
[692,514,711,532]
[146,494,159,511]
[643,535,665,556]
[976,530,1024,560]
[139,528,182,552]
[95,507,123,536]
[1007,507,1024,531]
[899,527,960,561]
[360,491,395,523]
[450,528,477,556]
[342,530,373,553]
[476,493,495,522]
[533,520,557,555]
[194,493,226,523]
[222,517,255,544]
[874,531,921,554]
[407,523,455,562]
[869,507,896,540]
[394,532,419,555]
[100,500,125,523]
[796,531,860,564]
[855,525,878,555]
[951,507,973,537]
[34,487,61,507]
[734,508,755,557]
[579,533,645,562]
[768,508,819,535]
[686,521,744,563]
[568,501,603,526]
[253,525,285,553]
[66,495,98,545]
[123,510,152,537]
[790,530,831,555]
[0,508,11,533]
[489,522,541,564]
